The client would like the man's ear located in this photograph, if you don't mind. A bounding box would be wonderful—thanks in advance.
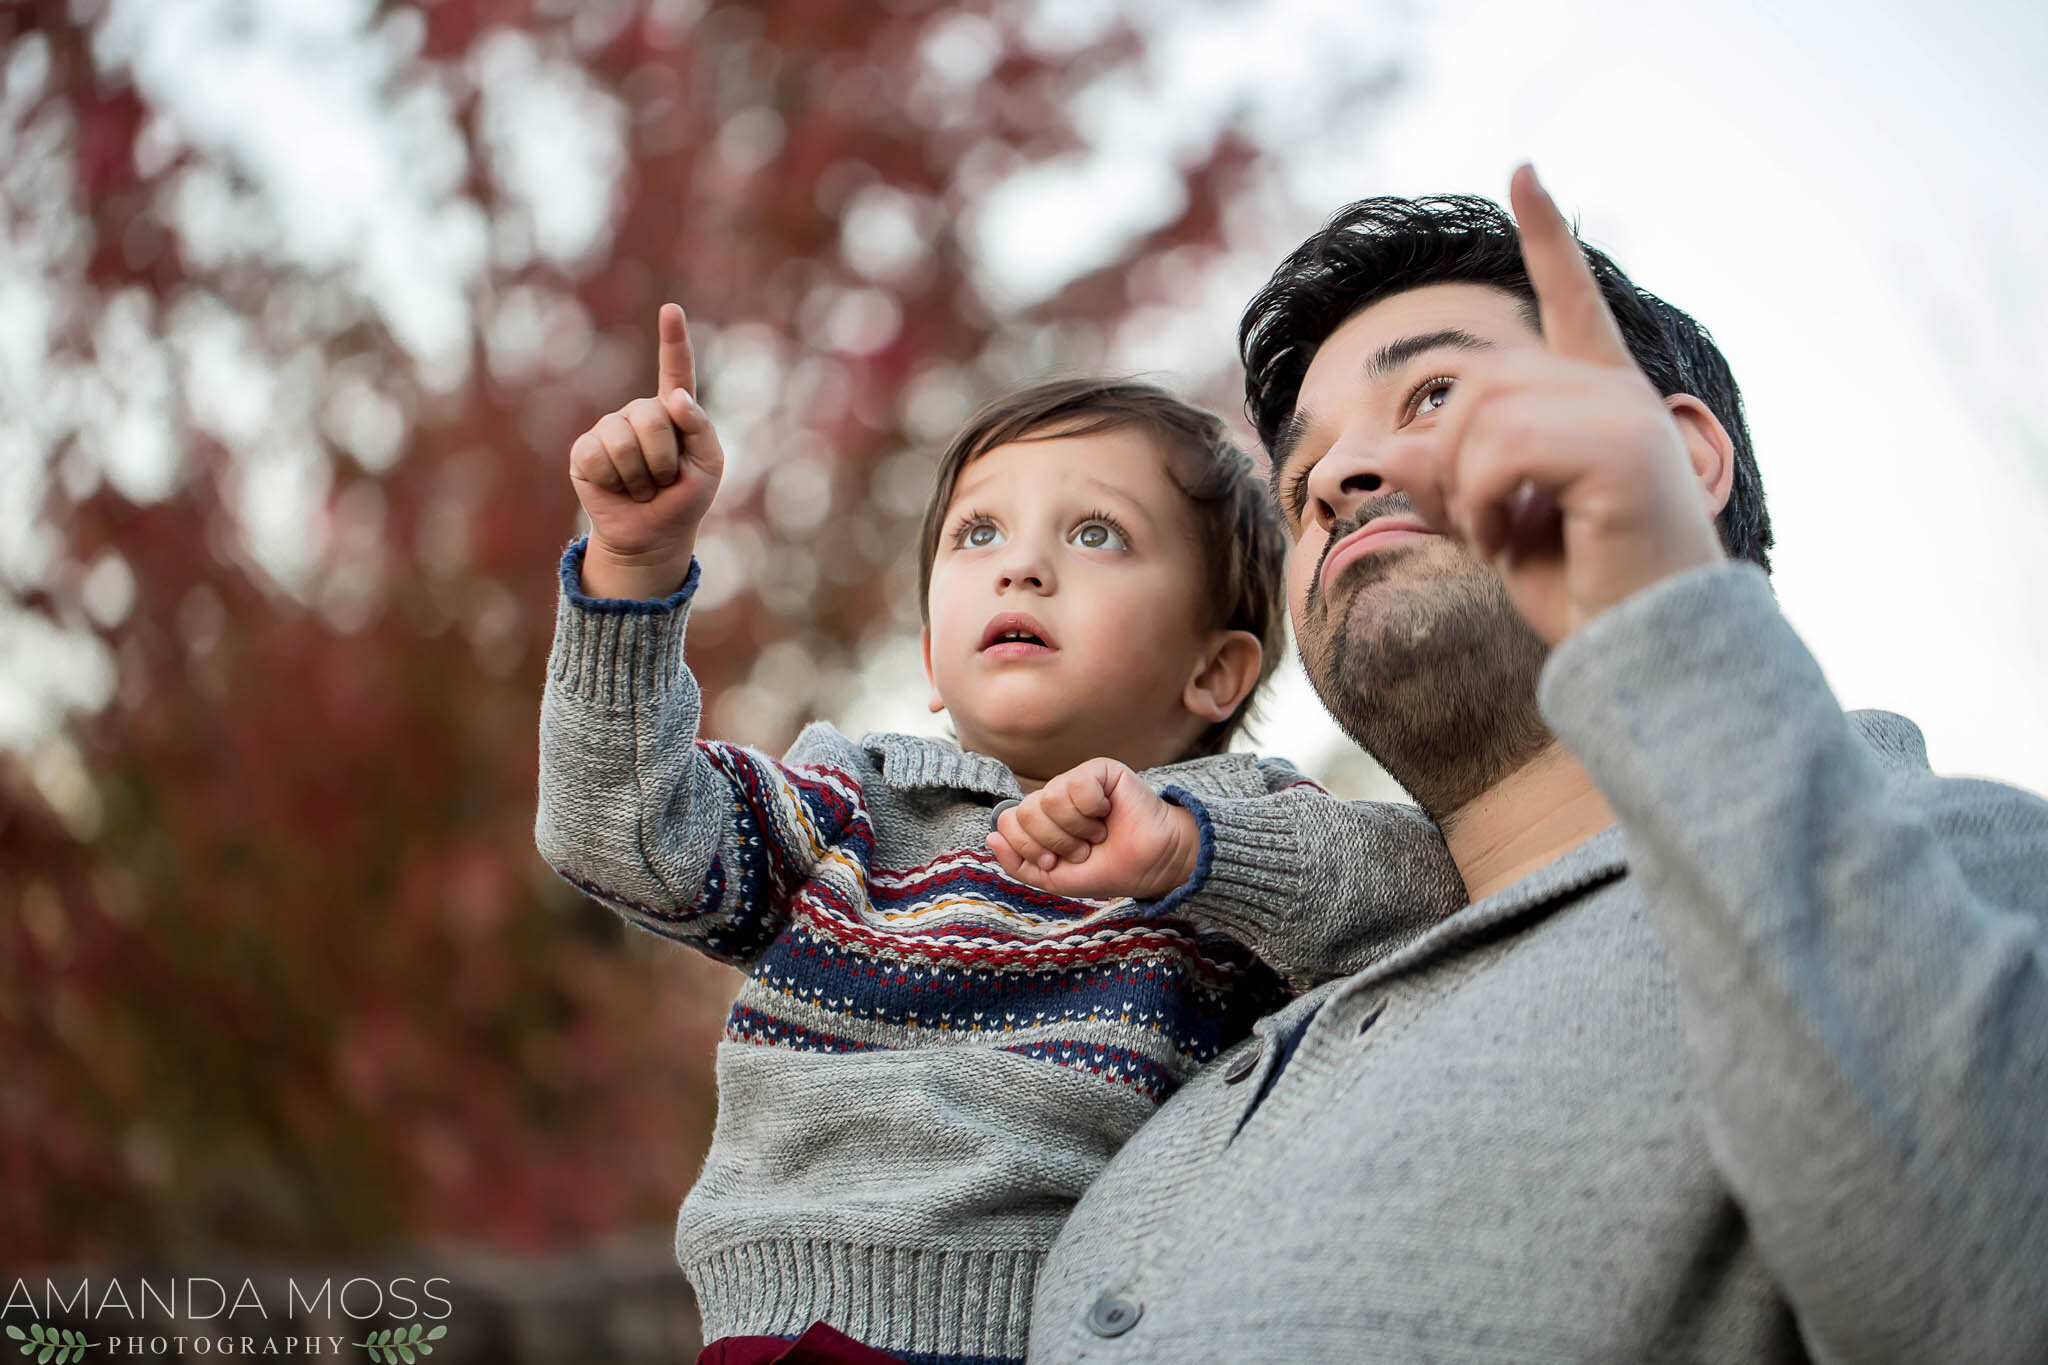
[921,629,946,714]
[1184,630,1263,725]
[1666,394,1736,520]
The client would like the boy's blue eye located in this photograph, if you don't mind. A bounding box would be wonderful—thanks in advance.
[1070,520,1127,551]
[964,521,1003,548]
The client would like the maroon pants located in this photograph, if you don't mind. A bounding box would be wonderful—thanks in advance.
[697,1322,905,1364]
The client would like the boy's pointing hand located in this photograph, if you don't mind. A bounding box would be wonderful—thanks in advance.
[570,304,728,599]
[986,758,1201,902]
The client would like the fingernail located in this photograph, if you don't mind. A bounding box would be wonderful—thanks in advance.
[1036,853,1056,870]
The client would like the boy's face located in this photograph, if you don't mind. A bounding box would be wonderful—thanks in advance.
[922,426,1253,786]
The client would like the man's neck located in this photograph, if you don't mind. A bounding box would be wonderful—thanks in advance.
[1440,741,1616,903]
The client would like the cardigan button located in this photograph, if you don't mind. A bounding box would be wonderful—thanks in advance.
[990,798,1021,830]
[1087,1290,1142,1338]
[1223,1041,1264,1085]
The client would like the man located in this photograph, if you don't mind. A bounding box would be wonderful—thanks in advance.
[1023,168,2048,1361]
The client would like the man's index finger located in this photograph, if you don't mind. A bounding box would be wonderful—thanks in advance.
[1508,165,1631,368]
[657,302,695,399]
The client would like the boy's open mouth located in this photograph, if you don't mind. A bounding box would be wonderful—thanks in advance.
[978,611,1057,655]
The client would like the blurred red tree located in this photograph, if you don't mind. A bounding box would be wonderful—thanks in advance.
[0,0,1325,1264]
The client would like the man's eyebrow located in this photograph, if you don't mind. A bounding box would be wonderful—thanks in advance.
[1267,328,1497,505]
[1362,328,1495,385]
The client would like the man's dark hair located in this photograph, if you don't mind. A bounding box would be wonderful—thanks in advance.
[917,377,1288,757]
[1239,195,1773,572]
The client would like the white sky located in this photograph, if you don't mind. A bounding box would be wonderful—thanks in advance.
[877,0,2048,800]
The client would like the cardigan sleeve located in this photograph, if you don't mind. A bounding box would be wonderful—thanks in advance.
[1539,561,2048,1362]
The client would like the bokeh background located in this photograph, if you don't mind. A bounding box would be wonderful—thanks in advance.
[5,0,2044,1327]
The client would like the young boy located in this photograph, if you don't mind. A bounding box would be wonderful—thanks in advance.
[536,306,1463,1363]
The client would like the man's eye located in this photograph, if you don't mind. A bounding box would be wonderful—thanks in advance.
[1285,463,1315,523]
[1408,377,1454,421]
[964,521,1004,548]
[1070,520,1127,551]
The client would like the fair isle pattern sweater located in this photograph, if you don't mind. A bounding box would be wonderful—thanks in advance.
[535,542,1464,1364]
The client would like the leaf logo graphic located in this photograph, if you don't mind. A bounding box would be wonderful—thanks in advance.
[353,1323,448,1362]
[6,1322,99,1363]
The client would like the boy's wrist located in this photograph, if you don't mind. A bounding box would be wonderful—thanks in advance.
[1157,806,1201,896]
[1131,785,1217,917]
[579,536,697,600]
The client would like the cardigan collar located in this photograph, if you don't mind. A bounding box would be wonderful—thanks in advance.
[1349,823,1630,989]
[858,732,1277,802]
[1347,709,1918,985]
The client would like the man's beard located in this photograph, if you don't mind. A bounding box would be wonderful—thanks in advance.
[1299,514,1554,823]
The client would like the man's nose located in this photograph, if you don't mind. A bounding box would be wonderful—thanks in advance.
[1302,432,1390,531]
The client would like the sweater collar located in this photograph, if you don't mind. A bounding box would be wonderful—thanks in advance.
[1141,750,1272,800]
[1359,709,1920,982]
[1350,823,1630,988]
[861,733,1021,798]
[858,733,1276,801]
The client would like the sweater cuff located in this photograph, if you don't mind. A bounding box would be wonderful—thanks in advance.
[1136,786,1305,945]
[1538,560,1822,802]
[547,539,703,707]
[558,536,701,612]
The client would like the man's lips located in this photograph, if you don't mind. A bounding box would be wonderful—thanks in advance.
[1320,517,1438,592]
[978,611,1058,657]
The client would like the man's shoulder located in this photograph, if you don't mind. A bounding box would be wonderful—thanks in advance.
[1847,709,1928,773]
[1848,707,2046,814]
[1849,707,2048,895]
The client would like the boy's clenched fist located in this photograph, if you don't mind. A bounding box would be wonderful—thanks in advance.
[986,758,1203,902]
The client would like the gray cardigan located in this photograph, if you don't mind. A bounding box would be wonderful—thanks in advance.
[1029,563,2048,1362]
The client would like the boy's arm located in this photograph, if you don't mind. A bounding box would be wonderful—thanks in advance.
[538,304,866,965]
[537,542,868,965]
[1151,764,1464,985]
[987,759,1464,987]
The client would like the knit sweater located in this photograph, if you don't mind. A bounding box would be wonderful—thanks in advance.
[534,541,1465,1363]
[1028,563,2048,1362]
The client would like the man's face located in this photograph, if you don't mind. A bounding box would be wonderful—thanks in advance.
[1270,282,1554,817]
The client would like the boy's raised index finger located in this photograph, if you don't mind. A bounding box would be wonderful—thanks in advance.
[1507,165,1631,368]
[656,302,695,399]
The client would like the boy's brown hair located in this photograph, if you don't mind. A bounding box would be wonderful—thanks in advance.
[916,377,1288,758]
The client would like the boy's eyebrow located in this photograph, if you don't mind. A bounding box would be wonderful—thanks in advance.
[1073,472,1160,527]
[945,466,1161,528]
[1267,328,1497,502]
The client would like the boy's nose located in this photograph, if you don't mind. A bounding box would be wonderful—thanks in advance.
[994,546,1054,593]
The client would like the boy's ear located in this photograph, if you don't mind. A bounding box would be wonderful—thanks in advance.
[921,629,946,714]
[1183,630,1263,725]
